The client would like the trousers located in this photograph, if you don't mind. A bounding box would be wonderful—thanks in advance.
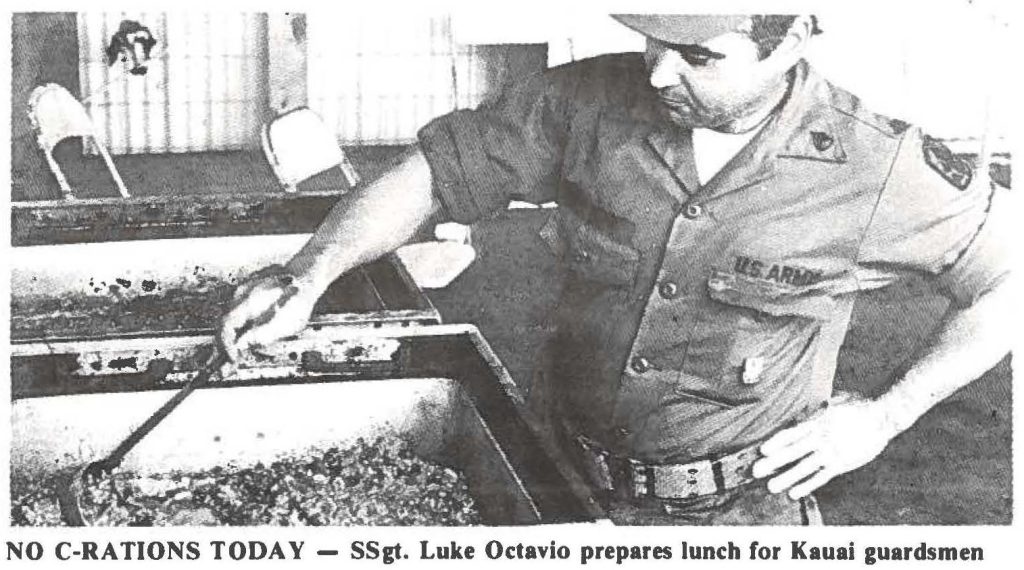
[529,364,824,526]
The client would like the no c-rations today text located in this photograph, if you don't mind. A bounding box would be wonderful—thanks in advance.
[7,539,984,565]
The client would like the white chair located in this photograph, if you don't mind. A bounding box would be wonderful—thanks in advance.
[261,107,361,193]
[260,108,475,289]
[27,83,131,200]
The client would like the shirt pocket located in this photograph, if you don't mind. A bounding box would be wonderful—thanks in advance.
[680,269,837,388]
[539,209,640,289]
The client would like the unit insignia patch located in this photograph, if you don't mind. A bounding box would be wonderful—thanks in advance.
[923,134,974,191]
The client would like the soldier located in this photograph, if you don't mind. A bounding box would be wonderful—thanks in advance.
[221,15,1012,524]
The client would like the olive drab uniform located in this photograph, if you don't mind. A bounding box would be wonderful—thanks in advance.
[416,54,1008,522]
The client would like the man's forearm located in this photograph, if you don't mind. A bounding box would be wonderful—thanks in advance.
[873,277,1014,434]
[285,146,439,292]
[754,275,1013,498]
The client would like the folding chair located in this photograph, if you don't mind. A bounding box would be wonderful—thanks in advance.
[260,108,475,288]
[27,83,131,200]
[261,107,361,193]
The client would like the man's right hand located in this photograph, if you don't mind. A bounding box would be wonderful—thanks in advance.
[217,147,438,362]
[218,264,319,362]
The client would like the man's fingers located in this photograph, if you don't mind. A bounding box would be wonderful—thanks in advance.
[220,291,284,361]
[232,265,290,303]
[765,453,824,494]
[233,304,280,350]
[759,422,816,456]
[220,273,312,364]
[227,285,286,334]
[787,469,835,499]
[219,308,251,361]
[753,436,816,478]
[230,278,258,303]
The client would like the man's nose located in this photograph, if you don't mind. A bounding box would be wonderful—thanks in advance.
[648,50,683,90]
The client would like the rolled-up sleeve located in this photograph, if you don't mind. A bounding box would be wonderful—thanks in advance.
[417,73,569,224]
[856,127,1009,307]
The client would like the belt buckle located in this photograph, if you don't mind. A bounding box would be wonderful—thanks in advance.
[574,435,651,499]
[653,458,719,499]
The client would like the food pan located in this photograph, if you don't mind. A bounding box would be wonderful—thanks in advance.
[11,324,599,525]
[10,233,438,342]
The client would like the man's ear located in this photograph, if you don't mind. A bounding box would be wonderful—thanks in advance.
[767,15,814,69]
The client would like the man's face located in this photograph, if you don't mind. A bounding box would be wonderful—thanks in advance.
[645,29,791,131]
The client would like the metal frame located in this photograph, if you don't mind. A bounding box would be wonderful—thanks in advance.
[11,324,602,525]
[11,192,440,343]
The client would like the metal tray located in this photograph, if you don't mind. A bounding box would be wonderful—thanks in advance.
[11,324,600,525]
[11,192,346,247]
[10,233,438,343]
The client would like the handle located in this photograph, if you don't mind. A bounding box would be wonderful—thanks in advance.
[88,349,229,476]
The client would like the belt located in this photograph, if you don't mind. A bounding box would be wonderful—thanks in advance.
[574,435,762,500]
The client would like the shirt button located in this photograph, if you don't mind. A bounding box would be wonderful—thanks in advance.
[630,356,652,374]
[683,204,703,219]
[658,280,680,299]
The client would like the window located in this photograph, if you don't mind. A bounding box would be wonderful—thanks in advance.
[307,15,490,145]
[78,13,527,154]
[78,12,268,154]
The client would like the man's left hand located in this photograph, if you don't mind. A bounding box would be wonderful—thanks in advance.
[751,392,900,499]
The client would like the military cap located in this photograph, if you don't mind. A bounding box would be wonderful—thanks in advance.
[611,14,751,45]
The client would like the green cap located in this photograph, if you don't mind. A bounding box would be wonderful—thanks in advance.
[611,14,751,45]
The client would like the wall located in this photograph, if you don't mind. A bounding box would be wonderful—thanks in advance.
[10,13,546,202]
[456,6,1014,145]
[11,13,81,201]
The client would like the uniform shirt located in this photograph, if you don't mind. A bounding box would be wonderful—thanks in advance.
[417,54,1007,464]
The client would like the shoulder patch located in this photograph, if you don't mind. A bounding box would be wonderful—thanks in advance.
[922,135,974,191]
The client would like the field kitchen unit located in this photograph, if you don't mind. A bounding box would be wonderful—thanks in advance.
[10,193,600,526]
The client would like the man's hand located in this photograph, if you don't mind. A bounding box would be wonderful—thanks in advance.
[218,265,319,362]
[751,392,900,499]
[216,149,438,363]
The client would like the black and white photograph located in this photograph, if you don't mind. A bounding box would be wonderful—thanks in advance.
[6,2,1015,537]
